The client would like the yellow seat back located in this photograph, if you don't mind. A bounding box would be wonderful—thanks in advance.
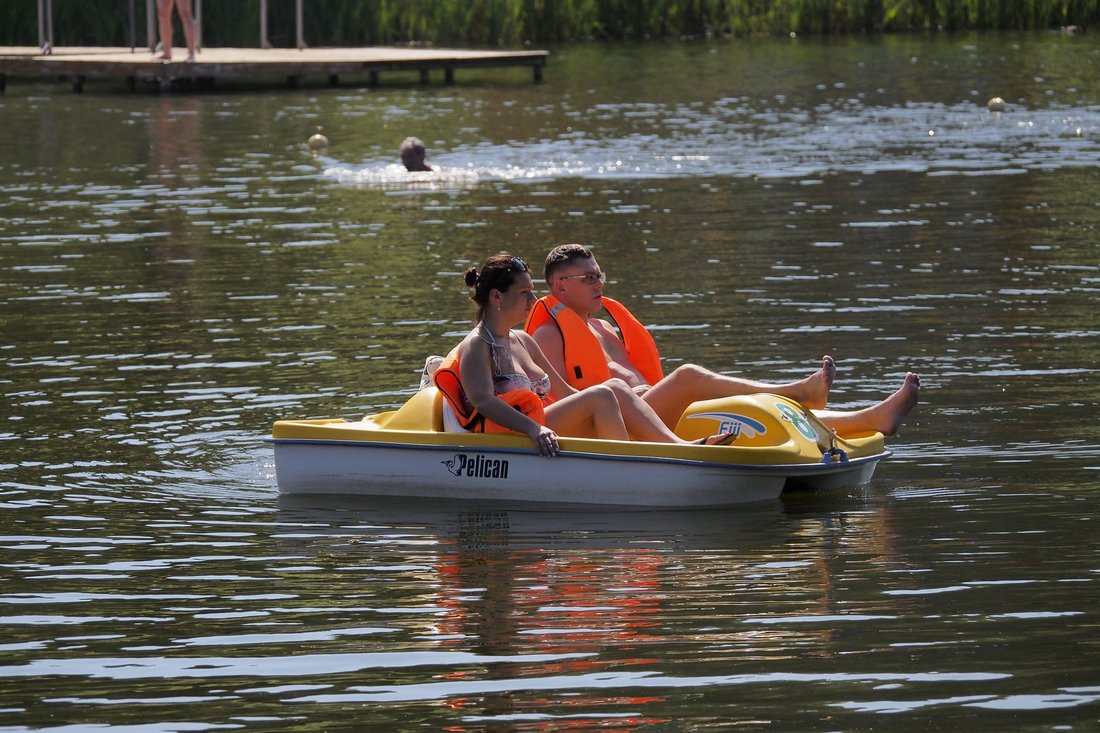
[374,387,444,432]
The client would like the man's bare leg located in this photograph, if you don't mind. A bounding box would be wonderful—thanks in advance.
[816,373,921,437]
[784,355,835,410]
[642,356,836,428]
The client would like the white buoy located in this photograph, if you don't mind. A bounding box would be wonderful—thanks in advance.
[307,126,329,151]
[987,97,1006,112]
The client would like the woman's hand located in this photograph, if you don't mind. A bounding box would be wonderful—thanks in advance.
[632,384,651,397]
[528,425,560,458]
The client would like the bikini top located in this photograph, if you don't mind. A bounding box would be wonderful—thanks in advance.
[479,327,551,400]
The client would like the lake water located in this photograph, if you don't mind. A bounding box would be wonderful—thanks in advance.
[2,31,1099,731]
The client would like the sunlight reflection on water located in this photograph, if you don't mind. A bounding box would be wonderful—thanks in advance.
[2,32,1100,732]
[323,103,1100,185]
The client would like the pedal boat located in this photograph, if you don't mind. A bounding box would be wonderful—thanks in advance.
[271,387,891,508]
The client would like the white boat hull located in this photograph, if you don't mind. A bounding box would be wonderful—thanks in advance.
[273,438,888,508]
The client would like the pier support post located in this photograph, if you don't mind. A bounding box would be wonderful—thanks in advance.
[146,0,156,50]
[328,74,339,87]
[71,75,85,93]
[296,0,306,50]
[533,63,544,83]
[444,67,455,84]
[0,73,6,93]
[38,0,55,54]
[368,70,379,87]
[260,0,272,48]
[419,69,430,84]
[128,0,136,51]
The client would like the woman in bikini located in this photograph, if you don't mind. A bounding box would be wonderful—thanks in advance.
[435,254,735,457]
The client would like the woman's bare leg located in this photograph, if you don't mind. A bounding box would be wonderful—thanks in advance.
[546,382,732,444]
[156,0,174,59]
[603,379,688,442]
[545,384,629,441]
[175,0,198,60]
[604,379,733,445]
[816,373,921,437]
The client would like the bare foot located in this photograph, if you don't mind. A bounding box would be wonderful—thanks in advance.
[797,355,835,410]
[694,432,738,447]
[157,52,172,61]
[872,372,921,436]
[815,372,920,437]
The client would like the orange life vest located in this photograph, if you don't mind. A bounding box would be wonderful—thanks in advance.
[523,295,663,390]
[433,346,546,433]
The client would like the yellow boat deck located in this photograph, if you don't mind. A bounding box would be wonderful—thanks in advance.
[272,389,886,467]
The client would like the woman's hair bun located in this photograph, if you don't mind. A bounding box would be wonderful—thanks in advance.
[463,267,479,288]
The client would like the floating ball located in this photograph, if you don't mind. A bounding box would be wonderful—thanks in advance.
[987,97,1006,112]
[307,127,329,151]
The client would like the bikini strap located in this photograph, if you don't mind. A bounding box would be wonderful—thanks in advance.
[478,325,511,377]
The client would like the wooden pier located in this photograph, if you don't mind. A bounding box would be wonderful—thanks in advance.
[0,45,548,92]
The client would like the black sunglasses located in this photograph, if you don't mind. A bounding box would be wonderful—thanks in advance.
[509,256,528,272]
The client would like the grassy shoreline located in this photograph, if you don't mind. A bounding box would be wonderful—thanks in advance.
[2,0,1094,48]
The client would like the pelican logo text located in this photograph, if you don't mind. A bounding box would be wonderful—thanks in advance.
[441,453,510,479]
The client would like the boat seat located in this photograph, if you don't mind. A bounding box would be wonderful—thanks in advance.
[419,356,468,432]
[426,386,445,432]
[440,398,469,433]
[381,386,445,432]
[420,354,444,389]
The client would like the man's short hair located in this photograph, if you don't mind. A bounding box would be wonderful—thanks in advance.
[543,243,593,282]
[399,136,426,157]
[399,137,428,170]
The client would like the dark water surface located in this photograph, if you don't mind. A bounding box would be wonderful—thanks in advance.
[2,32,1099,731]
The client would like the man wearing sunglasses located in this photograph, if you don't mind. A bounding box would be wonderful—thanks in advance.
[525,243,920,437]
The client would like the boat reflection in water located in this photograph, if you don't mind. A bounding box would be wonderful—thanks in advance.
[276,492,788,551]
[273,492,906,717]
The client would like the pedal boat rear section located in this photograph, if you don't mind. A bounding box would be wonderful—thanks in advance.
[271,388,890,508]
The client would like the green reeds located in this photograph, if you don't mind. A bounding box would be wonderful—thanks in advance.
[2,0,1096,47]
